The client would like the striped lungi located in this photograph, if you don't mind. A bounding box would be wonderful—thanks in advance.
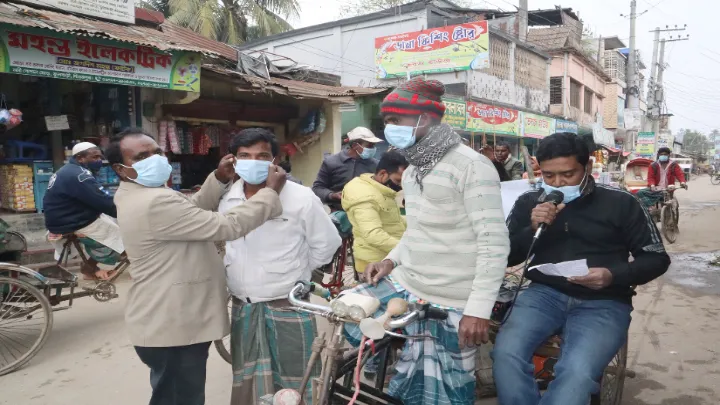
[230,299,319,405]
[343,278,477,405]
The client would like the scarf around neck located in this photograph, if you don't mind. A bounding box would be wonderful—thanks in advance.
[399,123,462,189]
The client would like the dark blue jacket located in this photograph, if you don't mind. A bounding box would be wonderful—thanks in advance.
[43,159,117,234]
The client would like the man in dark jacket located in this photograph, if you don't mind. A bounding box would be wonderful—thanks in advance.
[44,142,123,280]
[312,127,382,211]
[492,133,670,405]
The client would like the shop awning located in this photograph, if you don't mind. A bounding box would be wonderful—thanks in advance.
[0,3,237,60]
[203,64,390,103]
[602,145,631,157]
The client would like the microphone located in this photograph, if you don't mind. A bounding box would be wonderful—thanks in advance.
[533,190,565,240]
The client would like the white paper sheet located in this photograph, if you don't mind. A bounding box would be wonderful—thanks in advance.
[529,259,590,278]
[500,180,533,220]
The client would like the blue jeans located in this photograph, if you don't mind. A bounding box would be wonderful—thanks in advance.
[491,284,631,405]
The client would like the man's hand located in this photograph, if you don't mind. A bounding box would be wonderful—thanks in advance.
[214,154,236,184]
[364,260,394,286]
[681,182,688,190]
[458,316,490,348]
[266,164,287,194]
[330,192,343,201]
[568,267,613,290]
[530,202,566,231]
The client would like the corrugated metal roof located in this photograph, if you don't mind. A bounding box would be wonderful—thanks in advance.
[0,3,238,61]
[203,64,388,102]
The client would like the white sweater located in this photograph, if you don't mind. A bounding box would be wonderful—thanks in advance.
[387,144,509,319]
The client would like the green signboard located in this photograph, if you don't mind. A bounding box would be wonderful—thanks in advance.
[442,98,466,130]
[0,25,202,92]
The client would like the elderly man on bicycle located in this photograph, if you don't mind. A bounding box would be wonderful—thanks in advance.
[648,147,687,191]
[493,133,671,405]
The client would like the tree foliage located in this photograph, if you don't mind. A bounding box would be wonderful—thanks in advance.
[679,129,713,156]
[145,0,300,45]
[339,0,471,18]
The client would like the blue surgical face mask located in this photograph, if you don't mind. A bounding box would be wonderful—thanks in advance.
[659,155,669,162]
[235,159,271,185]
[540,174,588,204]
[359,145,377,160]
[123,154,172,188]
[384,116,422,149]
[87,159,104,171]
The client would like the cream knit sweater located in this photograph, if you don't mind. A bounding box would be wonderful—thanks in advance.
[386,144,509,319]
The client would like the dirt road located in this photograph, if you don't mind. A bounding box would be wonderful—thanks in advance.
[1,176,719,405]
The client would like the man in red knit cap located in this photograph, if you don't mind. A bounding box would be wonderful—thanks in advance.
[343,77,509,405]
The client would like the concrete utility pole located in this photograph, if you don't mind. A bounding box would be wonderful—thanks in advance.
[652,35,689,135]
[646,28,660,111]
[518,0,528,42]
[626,0,639,110]
[645,26,689,135]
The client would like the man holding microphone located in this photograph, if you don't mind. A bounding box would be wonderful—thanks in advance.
[493,132,671,405]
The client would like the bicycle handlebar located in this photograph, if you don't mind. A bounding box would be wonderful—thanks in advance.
[288,282,447,329]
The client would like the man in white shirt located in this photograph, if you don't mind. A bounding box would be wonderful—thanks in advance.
[218,128,341,405]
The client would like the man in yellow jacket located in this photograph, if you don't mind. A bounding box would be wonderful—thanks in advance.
[342,151,408,273]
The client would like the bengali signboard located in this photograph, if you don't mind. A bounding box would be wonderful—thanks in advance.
[0,25,202,92]
[656,133,675,150]
[374,22,489,79]
[555,118,578,134]
[24,0,135,24]
[636,131,656,157]
[441,98,466,130]
[465,102,520,136]
[522,113,555,139]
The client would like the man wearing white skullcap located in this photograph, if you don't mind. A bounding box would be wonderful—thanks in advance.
[44,142,124,280]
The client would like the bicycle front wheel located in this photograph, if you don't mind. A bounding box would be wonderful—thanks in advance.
[661,205,677,244]
[214,295,232,364]
[0,276,53,376]
[711,175,720,185]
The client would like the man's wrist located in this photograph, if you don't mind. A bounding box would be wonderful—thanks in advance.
[213,170,231,184]
[383,259,398,269]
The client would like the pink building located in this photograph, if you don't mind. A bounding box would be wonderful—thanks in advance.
[528,13,611,132]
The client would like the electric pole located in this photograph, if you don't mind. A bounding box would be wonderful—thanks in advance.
[653,35,689,135]
[626,1,638,110]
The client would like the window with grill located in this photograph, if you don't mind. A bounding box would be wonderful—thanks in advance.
[570,79,581,109]
[550,77,563,104]
[584,88,593,114]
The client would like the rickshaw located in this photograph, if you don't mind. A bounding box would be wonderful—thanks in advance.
[623,158,681,243]
[284,274,634,405]
[0,219,130,375]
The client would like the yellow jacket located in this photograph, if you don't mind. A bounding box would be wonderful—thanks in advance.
[342,174,406,266]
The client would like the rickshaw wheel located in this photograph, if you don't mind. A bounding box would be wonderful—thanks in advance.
[214,295,232,364]
[591,342,628,405]
[0,276,53,376]
[660,204,677,244]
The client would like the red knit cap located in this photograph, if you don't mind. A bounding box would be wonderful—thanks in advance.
[380,77,447,119]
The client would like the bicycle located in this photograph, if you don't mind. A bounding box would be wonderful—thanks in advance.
[287,281,447,405]
[711,171,720,185]
[0,233,130,375]
[648,186,683,243]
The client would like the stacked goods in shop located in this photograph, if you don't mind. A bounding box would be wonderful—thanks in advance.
[0,164,35,211]
[171,162,182,190]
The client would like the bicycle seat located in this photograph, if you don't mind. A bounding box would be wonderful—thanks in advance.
[329,210,352,237]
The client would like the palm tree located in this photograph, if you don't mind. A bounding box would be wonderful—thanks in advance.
[165,0,300,45]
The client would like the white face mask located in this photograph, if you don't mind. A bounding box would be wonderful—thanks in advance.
[121,154,172,188]
[384,116,423,149]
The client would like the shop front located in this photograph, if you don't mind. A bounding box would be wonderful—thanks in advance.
[0,5,215,213]
[153,65,386,189]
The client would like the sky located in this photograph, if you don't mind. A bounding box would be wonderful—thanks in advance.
[293,0,718,134]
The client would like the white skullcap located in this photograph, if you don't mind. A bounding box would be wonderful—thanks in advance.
[72,142,98,156]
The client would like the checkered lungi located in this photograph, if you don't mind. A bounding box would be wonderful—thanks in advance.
[231,299,319,405]
[343,278,477,405]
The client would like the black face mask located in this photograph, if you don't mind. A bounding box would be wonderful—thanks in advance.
[385,179,402,192]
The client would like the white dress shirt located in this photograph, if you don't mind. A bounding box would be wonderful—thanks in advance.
[219,180,341,302]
